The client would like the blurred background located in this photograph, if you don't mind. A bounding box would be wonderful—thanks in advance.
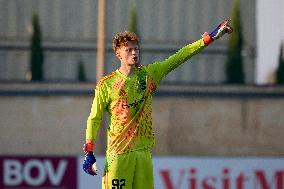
[1,0,284,188]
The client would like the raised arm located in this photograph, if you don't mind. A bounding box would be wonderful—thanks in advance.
[145,19,233,85]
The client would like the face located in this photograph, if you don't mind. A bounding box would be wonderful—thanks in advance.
[116,41,139,66]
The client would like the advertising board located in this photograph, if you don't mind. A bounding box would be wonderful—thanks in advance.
[1,156,283,189]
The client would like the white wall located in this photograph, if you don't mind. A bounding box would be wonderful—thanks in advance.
[256,0,284,84]
[1,84,284,156]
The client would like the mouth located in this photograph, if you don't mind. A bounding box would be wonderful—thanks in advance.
[132,57,138,62]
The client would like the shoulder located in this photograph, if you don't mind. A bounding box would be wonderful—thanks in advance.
[96,71,116,90]
[141,62,160,76]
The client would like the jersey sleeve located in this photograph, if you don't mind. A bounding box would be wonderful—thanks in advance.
[86,81,109,141]
[145,38,206,85]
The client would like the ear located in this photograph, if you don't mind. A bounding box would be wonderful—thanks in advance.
[115,51,121,59]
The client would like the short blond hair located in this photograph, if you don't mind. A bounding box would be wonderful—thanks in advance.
[112,31,139,53]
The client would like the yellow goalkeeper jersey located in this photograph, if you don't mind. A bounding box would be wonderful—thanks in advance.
[86,39,205,156]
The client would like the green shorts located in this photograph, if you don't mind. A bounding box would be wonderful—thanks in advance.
[102,149,154,189]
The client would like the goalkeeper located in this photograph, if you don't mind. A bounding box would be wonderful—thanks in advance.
[83,19,233,189]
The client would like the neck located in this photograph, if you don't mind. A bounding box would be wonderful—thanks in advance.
[119,64,135,76]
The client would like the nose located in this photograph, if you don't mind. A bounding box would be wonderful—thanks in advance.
[131,49,137,55]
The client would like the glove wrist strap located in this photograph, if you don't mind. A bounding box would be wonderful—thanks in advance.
[84,142,94,153]
[202,32,213,46]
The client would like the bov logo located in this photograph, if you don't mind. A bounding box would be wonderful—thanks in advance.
[0,156,77,189]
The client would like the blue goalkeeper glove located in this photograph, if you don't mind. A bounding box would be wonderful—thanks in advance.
[203,19,233,46]
[83,143,97,176]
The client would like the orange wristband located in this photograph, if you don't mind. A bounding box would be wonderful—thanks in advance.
[202,32,213,46]
[84,142,94,153]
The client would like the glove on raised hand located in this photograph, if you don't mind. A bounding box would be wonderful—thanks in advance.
[203,19,233,46]
[82,142,98,176]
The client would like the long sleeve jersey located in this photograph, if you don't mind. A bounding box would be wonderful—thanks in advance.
[86,38,206,156]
